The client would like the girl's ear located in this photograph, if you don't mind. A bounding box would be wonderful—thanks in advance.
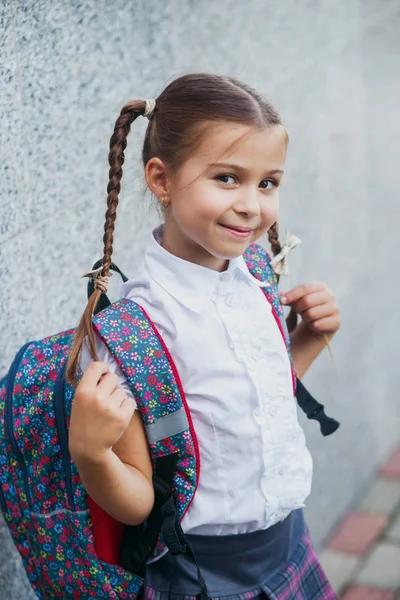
[145,158,171,202]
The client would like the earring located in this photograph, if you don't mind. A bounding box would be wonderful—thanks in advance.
[161,196,169,209]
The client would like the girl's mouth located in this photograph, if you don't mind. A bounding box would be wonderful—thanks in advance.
[218,224,253,239]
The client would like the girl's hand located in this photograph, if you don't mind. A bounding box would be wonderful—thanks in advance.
[280,281,340,337]
[69,361,136,463]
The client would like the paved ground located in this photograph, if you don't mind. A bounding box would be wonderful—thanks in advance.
[319,445,400,599]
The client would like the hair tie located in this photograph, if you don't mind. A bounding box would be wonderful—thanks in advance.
[270,232,301,276]
[81,266,112,294]
[143,99,156,119]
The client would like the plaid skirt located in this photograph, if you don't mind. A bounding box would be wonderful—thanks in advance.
[143,511,336,600]
[258,530,336,600]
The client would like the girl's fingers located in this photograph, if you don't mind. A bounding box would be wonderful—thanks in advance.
[110,389,136,420]
[281,282,324,305]
[291,291,331,314]
[309,316,340,335]
[281,280,340,336]
[120,394,137,420]
[97,372,119,395]
[110,387,133,408]
[81,361,110,387]
[301,301,338,324]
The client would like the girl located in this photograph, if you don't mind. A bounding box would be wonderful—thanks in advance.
[67,73,339,599]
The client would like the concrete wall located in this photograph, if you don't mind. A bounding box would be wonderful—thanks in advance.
[1,0,399,595]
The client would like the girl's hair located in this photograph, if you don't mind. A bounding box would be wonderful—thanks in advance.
[66,73,287,386]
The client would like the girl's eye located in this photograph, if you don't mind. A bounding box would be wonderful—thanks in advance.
[259,179,277,190]
[216,174,236,185]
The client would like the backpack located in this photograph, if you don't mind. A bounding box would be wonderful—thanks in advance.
[0,244,339,599]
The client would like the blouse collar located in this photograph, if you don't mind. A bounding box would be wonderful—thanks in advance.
[122,226,270,314]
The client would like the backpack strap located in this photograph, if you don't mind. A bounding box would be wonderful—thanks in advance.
[92,299,200,499]
[119,453,178,574]
[119,453,209,599]
[243,243,340,437]
[91,299,209,597]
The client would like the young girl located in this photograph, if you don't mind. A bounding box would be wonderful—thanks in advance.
[66,73,340,599]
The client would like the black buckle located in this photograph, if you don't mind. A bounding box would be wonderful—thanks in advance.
[119,525,151,576]
[153,476,173,500]
[160,496,187,555]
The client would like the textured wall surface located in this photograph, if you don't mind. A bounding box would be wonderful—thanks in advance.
[1,0,400,596]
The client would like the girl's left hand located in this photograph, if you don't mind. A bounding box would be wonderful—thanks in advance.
[280,282,340,336]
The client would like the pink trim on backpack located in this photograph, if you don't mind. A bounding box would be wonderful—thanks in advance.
[137,304,201,519]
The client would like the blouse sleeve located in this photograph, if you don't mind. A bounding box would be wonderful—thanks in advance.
[78,336,137,409]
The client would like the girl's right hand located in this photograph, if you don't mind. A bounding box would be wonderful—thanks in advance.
[69,361,136,463]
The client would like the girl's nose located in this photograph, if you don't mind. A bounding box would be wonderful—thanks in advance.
[233,190,261,218]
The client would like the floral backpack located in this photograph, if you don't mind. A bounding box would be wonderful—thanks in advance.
[0,244,339,599]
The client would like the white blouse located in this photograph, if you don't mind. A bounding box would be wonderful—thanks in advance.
[80,228,313,535]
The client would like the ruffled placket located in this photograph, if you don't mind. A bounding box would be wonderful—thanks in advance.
[212,269,312,526]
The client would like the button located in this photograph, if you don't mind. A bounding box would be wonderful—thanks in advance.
[220,271,232,283]
[269,406,278,417]
[225,294,235,307]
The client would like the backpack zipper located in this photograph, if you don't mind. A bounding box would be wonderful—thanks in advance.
[54,363,76,511]
[5,342,33,510]
[0,375,8,513]
[0,482,6,512]
[0,439,6,513]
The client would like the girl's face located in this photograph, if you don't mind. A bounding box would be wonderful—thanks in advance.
[152,122,287,271]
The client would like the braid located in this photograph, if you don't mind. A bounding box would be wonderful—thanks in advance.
[267,222,282,258]
[268,223,298,334]
[101,110,131,277]
[66,101,146,386]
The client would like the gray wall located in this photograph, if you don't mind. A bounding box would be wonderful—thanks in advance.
[1,0,399,595]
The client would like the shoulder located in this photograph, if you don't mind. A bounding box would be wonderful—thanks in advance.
[119,262,149,301]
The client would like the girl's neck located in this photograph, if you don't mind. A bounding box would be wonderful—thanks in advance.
[160,222,229,272]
